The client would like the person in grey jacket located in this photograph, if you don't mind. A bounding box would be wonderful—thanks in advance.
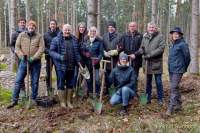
[166,27,190,116]
[134,22,165,105]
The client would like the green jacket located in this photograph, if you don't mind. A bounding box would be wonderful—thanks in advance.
[140,32,165,74]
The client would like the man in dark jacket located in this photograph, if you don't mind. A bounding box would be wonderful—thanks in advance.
[50,24,81,108]
[109,53,135,115]
[134,22,165,105]
[10,18,27,96]
[43,19,60,94]
[103,21,123,93]
[121,22,143,97]
[166,27,190,116]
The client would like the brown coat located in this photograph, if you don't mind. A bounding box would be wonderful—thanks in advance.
[15,32,45,60]
[141,32,165,74]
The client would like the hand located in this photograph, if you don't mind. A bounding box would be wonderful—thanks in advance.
[92,58,99,66]
[104,51,110,58]
[28,57,34,63]
[143,54,150,60]
[20,55,27,61]
[130,54,135,59]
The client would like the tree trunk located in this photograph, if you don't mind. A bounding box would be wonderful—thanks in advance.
[190,0,199,74]
[151,0,158,24]
[175,0,181,25]
[97,0,101,35]
[25,0,30,20]
[87,0,97,28]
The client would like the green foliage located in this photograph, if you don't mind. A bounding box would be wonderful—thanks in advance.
[0,86,12,105]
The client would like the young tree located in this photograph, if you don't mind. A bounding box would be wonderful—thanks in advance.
[151,0,158,24]
[190,0,199,74]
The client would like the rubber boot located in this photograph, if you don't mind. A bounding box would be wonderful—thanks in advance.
[66,89,73,109]
[57,90,67,108]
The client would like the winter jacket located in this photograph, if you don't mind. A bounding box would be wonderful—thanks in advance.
[15,31,45,60]
[135,32,165,74]
[109,63,136,91]
[10,28,27,53]
[43,28,60,57]
[81,37,103,70]
[121,31,143,69]
[168,38,190,73]
[102,32,123,69]
[50,32,81,71]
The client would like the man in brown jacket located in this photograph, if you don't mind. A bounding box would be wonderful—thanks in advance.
[7,20,45,109]
[134,22,165,106]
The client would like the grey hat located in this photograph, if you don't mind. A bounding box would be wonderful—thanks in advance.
[119,53,128,60]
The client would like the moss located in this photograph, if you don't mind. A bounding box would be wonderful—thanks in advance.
[0,86,12,105]
[0,63,8,71]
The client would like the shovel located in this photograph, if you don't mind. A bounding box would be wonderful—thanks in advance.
[140,56,148,105]
[95,60,110,114]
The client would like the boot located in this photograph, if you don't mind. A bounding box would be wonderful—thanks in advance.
[26,99,37,110]
[57,90,67,108]
[166,105,173,116]
[66,89,73,109]
[120,106,128,116]
[7,101,18,109]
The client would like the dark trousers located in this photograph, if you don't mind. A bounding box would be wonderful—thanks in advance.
[169,73,183,107]
[45,57,54,89]
[146,74,164,102]
[133,67,140,95]
[56,69,75,90]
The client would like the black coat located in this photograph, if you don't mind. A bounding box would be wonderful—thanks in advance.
[109,64,136,91]
[43,28,60,57]
[121,31,143,69]
[10,28,27,53]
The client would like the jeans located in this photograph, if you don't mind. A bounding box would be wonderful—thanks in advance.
[169,73,183,107]
[110,86,135,106]
[56,69,75,90]
[86,69,100,94]
[12,60,41,102]
[146,74,164,102]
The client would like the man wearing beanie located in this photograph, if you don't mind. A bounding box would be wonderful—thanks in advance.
[108,53,135,116]
[7,20,45,109]
[102,20,123,93]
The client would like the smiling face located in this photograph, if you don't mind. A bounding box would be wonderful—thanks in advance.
[62,24,72,37]
[108,26,116,33]
[89,26,97,38]
[49,21,57,31]
[128,22,137,33]
[147,23,156,34]
[172,32,181,41]
[27,23,36,33]
[18,20,26,30]
[119,58,128,66]
[79,24,86,34]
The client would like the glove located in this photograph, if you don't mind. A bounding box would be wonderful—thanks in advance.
[108,50,118,56]
[28,57,34,63]
[143,54,151,60]
[85,52,91,58]
[104,51,110,58]
[92,58,99,66]
[20,55,27,61]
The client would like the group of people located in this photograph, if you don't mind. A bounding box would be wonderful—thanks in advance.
[7,18,190,116]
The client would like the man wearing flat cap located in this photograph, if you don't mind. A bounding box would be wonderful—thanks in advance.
[7,20,45,109]
[108,53,136,116]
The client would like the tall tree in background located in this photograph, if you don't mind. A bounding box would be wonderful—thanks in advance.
[190,0,199,74]
[151,0,158,24]
[87,0,97,28]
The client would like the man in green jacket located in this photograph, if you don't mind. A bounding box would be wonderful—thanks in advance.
[134,22,165,105]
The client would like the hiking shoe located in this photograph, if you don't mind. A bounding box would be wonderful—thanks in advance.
[7,101,18,109]
[174,105,183,112]
[158,101,164,106]
[119,109,128,116]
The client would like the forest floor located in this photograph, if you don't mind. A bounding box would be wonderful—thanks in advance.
[0,50,200,133]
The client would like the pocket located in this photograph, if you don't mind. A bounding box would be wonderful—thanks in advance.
[152,59,162,70]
